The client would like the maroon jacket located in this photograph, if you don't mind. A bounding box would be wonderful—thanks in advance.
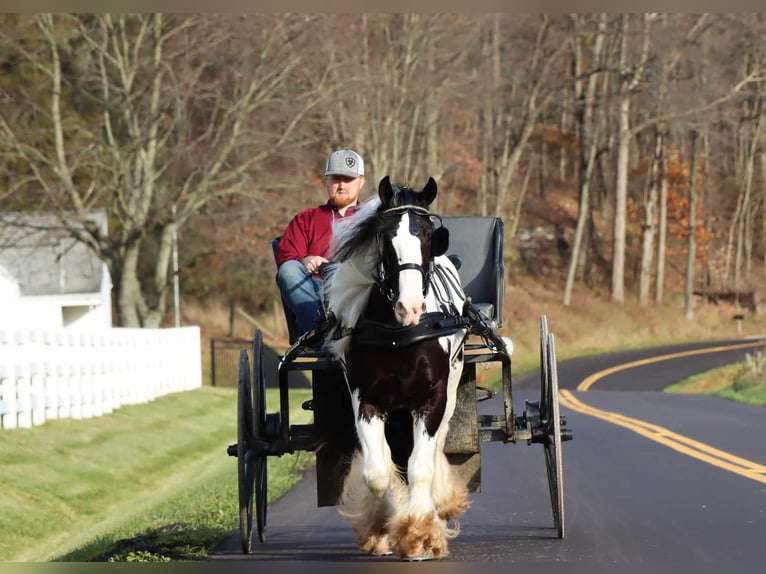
[277,201,360,275]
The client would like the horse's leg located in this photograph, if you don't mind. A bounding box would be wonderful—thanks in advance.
[338,390,405,556]
[432,350,470,523]
[339,449,406,555]
[389,414,450,560]
[390,343,470,560]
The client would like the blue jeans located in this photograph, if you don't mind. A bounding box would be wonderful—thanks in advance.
[276,260,325,337]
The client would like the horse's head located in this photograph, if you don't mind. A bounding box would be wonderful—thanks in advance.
[377,176,449,326]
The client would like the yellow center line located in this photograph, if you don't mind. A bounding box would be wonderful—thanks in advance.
[562,339,766,485]
[577,340,766,391]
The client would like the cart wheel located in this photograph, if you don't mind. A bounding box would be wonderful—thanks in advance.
[236,349,256,553]
[252,329,268,543]
[539,315,549,404]
[542,330,565,539]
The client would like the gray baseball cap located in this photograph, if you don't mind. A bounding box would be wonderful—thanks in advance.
[324,149,364,178]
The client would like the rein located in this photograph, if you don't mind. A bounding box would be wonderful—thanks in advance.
[381,205,431,216]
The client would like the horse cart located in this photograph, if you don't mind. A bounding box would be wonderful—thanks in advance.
[226,185,573,558]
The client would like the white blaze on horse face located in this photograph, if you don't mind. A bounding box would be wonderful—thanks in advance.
[392,213,425,326]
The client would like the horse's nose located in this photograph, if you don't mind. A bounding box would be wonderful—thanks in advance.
[395,298,424,326]
[396,268,426,326]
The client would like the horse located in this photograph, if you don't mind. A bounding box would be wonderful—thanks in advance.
[323,175,471,560]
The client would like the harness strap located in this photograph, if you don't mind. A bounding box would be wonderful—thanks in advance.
[377,260,431,301]
[397,262,426,274]
[463,297,509,354]
[431,261,464,316]
[381,205,431,216]
[351,312,470,349]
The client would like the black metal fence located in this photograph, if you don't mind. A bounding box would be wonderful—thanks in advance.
[209,338,250,388]
[209,337,310,389]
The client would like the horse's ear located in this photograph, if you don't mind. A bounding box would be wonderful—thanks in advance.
[431,226,449,257]
[378,176,394,206]
[422,177,438,206]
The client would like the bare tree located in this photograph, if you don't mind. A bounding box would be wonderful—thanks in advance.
[564,13,607,306]
[314,14,472,192]
[639,128,663,306]
[685,130,699,320]
[611,13,653,304]
[724,68,764,292]
[655,144,669,304]
[649,14,712,305]
[607,14,760,306]
[6,14,766,323]
[484,15,570,226]
[0,14,327,327]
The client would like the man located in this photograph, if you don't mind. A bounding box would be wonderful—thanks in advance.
[276,148,365,338]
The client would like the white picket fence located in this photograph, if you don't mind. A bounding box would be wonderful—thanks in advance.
[0,326,202,430]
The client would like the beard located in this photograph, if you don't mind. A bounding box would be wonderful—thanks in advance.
[330,194,356,209]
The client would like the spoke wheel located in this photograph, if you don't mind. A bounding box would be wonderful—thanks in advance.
[542,330,565,538]
[252,330,268,543]
[236,349,255,553]
[539,315,549,407]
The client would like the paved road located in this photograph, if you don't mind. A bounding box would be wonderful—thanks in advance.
[210,336,766,566]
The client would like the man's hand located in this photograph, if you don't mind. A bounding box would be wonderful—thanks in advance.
[302,255,329,274]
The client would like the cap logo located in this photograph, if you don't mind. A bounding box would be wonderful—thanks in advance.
[345,157,356,169]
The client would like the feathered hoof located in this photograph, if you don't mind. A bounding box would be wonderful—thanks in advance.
[437,485,471,523]
[359,533,392,556]
[402,552,434,562]
[391,513,449,560]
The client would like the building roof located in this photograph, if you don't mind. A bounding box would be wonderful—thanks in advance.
[0,210,108,296]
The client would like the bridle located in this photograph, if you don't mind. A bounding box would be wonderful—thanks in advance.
[375,204,439,303]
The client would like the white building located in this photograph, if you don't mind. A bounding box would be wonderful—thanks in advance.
[0,211,112,329]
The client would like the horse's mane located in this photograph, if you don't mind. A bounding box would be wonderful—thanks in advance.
[323,196,377,353]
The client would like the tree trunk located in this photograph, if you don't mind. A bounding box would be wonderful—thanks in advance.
[564,13,606,306]
[655,150,669,304]
[734,101,761,290]
[611,14,651,304]
[639,130,662,306]
[762,152,766,276]
[612,94,631,303]
[685,130,698,320]
[725,95,762,287]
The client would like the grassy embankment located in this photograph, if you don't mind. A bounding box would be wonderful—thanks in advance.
[0,386,313,562]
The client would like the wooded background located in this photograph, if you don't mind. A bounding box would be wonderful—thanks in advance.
[2,13,765,328]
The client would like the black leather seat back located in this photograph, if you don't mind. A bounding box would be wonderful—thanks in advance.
[442,216,505,327]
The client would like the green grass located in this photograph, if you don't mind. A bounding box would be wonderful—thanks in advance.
[0,386,313,562]
[665,362,766,406]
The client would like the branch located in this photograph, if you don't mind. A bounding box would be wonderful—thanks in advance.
[631,70,766,136]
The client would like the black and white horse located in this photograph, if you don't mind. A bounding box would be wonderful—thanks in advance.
[324,176,470,560]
